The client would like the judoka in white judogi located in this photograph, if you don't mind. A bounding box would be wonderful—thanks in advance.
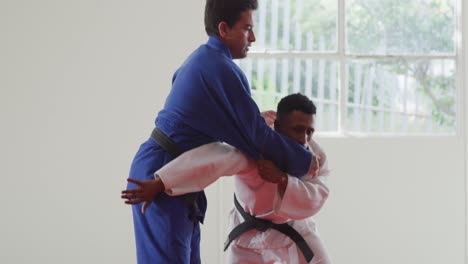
[156,138,332,264]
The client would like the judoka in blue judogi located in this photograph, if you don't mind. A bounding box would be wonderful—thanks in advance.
[126,1,313,263]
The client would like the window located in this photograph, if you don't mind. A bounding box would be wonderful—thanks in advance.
[238,0,458,134]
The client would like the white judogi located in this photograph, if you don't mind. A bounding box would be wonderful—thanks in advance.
[156,139,332,264]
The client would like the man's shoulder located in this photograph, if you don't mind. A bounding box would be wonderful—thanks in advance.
[188,45,239,71]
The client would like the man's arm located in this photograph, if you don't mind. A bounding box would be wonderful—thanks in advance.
[121,142,252,213]
[166,62,312,177]
[155,142,251,195]
[258,140,330,220]
[273,173,329,220]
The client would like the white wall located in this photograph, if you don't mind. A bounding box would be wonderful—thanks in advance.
[0,1,466,264]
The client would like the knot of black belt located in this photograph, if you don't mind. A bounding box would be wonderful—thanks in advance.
[224,195,314,263]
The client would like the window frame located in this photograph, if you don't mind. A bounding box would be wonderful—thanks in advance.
[245,0,464,137]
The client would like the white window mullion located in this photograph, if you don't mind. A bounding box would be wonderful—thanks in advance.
[353,64,363,130]
[257,0,267,49]
[402,75,409,132]
[283,0,291,50]
[271,0,278,50]
[329,59,337,131]
[377,71,388,132]
[414,88,421,132]
[338,0,346,134]
[281,58,289,94]
[257,59,265,107]
[269,0,278,101]
[293,59,301,93]
[245,59,253,87]
[281,0,291,94]
[390,74,398,133]
[305,33,314,98]
[270,59,277,103]
[364,66,375,132]
[293,0,303,93]
[424,86,434,133]
[317,36,326,130]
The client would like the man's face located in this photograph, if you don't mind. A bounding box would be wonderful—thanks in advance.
[275,111,315,146]
[222,10,256,59]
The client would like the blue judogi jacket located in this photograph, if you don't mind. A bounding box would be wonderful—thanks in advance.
[160,36,312,175]
[129,36,312,263]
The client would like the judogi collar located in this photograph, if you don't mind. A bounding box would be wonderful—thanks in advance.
[206,36,232,59]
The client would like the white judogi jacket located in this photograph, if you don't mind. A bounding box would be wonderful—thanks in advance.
[156,139,332,264]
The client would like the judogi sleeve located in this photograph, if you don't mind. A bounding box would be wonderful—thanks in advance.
[155,142,252,196]
[273,140,330,220]
[164,56,312,177]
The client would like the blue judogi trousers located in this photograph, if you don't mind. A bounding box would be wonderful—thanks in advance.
[128,134,206,264]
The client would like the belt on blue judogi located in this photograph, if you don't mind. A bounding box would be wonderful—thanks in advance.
[150,127,201,222]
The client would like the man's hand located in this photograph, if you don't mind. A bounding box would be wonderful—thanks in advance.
[310,156,320,177]
[260,110,276,127]
[257,158,286,184]
[258,158,288,197]
[121,177,165,214]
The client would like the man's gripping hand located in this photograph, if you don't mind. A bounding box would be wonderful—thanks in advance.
[121,177,165,214]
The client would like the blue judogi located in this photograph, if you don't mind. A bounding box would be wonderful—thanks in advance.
[128,36,313,264]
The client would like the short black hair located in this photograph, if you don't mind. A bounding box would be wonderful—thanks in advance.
[277,93,316,119]
[204,0,258,36]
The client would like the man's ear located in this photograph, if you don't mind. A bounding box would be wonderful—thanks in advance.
[218,21,230,39]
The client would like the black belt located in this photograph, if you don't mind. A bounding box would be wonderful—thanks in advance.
[150,127,201,222]
[224,195,314,262]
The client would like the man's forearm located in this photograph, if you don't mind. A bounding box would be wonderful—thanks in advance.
[155,142,249,195]
[261,129,312,177]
